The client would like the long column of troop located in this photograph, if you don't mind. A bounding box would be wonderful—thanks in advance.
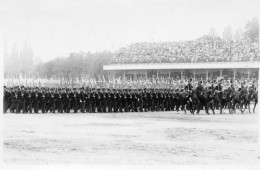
[3,78,258,114]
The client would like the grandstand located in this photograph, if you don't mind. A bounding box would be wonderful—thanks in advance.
[104,36,260,80]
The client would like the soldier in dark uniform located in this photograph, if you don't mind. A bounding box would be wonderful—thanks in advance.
[4,86,11,113]
[240,81,247,98]
[151,89,157,111]
[61,88,68,113]
[170,88,176,111]
[249,81,257,92]
[209,81,215,91]
[165,89,170,111]
[68,88,74,112]
[71,88,78,113]
[142,88,148,112]
[107,89,112,112]
[10,87,18,113]
[112,89,117,112]
[155,89,160,111]
[97,88,102,112]
[49,88,56,113]
[52,88,58,113]
[228,80,236,93]
[94,88,99,113]
[37,88,42,113]
[39,88,46,113]
[79,87,85,113]
[121,89,126,112]
[84,87,90,113]
[160,89,165,111]
[23,87,29,113]
[185,80,193,92]
[89,88,95,113]
[197,80,205,98]
[38,88,46,113]
[26,87,33,113]
[102,88,108,113]
[130,89,136,112]
[117,89,123,112]
[147,88,152,111]
[55,88,63,113]
[124,88,130,112]
[215,80,222,92]
[17,86,25,113]
[32,87,40,113]
[136,89,142,112]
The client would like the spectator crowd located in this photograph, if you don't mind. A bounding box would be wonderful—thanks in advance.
[110,36,259,64]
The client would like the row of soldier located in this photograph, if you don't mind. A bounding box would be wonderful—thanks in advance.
[3,78,258,114]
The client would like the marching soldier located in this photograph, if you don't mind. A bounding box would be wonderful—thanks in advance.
[31,87,39,113]
[26,87,33,113]
[107,89,112,112]
[84,88,90,113]
[79,87,85,113]
[4,86,11,113]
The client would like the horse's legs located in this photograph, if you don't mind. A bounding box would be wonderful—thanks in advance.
[240,102,244,114]
[210,102,215,114]
[248,101,251,113]
[253,100,257,113]
[219,103,222,114]
[176,103,179,114]
[205,102,209,114]
[228,102,233,114]
[232,99,237,114]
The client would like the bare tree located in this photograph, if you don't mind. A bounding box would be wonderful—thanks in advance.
[233,28,244,41]
[222,25,233,41]
[208,28,217,38]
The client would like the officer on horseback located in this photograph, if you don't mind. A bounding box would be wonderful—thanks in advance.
[249,81,256,92]
[184,79,193,92]
[215,79,223,92]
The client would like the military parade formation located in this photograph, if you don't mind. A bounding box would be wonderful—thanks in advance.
[3,77,258,114]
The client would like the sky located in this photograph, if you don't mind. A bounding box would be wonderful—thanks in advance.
[1,0,259,62]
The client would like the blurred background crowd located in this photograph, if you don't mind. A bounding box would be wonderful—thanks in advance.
[110,36,259,64]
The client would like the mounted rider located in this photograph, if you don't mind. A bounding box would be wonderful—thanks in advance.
[184,79,193,92]
[197,80,204,97]
[185,79,193,103]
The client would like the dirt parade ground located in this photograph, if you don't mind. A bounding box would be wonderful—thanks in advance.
[3,109,259,165]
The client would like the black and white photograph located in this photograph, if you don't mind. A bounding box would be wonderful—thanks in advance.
[1,0,260,169]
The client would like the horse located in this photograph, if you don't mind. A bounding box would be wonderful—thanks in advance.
[231,88,247,114]
[243,89,258,113]
[189,87,214,114]
[197,89,215,114]
[175,91,189,114]
[189,89,200,114]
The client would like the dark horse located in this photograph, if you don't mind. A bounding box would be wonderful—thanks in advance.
[213,88,234,114]
[175,91,189,114]
[243,89,258,113]
[190,88,214,114]
[231,89,247,114]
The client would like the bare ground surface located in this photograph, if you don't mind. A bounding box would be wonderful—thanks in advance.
[3,109,259,165]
